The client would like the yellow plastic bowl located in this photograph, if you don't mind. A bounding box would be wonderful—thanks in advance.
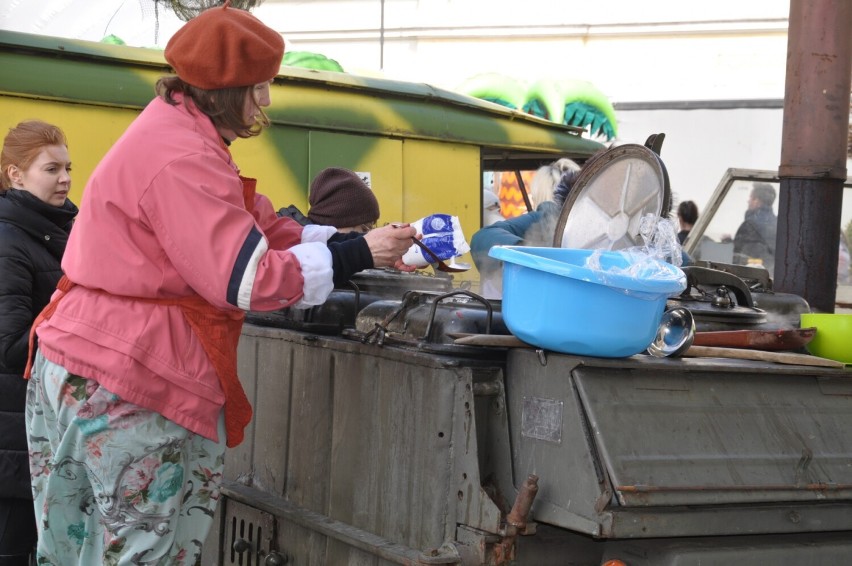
[800,313,852,364]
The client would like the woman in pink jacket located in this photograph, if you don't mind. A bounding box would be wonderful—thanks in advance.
[24,2,415,564]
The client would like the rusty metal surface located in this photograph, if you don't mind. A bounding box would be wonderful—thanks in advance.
[218,498,278,565]
[506,348,852,540]
[603,531,852,565]
[776,0,852,312]
[222,482,458,565]
[779,0,852,180]
[504,351,608,538]
[574,365,852,507]
[223,324,506,564]
[691,327,816,350]
[507,475,540,531]
[203,322,852,562]
[776,177,845,312]
[605,503,852,539]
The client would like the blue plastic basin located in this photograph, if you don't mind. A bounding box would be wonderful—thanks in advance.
[489,246,687,357]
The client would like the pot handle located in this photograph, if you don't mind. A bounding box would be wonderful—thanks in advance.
[682,266,755,308]
[422,290,493,342]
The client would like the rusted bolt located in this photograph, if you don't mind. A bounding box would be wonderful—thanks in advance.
[507,474,539,530]
[233,538,251,553]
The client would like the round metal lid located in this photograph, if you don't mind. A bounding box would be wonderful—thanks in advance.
[552,144,671,250]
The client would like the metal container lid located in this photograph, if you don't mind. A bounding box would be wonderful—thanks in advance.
[552,144,671,250]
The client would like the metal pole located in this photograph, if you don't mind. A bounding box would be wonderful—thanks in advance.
[776,0,852,313]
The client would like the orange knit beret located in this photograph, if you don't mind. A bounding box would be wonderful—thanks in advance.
[164,0,284,90]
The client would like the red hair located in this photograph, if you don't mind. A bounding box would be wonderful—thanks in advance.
[1,120,68,188]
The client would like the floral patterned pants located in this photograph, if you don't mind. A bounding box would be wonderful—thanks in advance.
[25,351,226,566]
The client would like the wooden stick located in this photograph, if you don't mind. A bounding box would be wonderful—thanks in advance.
[684,345,845,368]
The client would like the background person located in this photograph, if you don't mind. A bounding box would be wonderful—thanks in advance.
[482,189,503,226]
[838,230,850,286]
[24,3,414,565]
[472,166,581,298]
[676,200,699,244]
[279,167,381,234]
[279,167,395,288]
[0,120,77,566]
[733,182,777,271]
[472,150,688,299]
[528,157,580,210]
[307,167,379,233]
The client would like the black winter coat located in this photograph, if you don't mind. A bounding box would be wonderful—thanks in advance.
[733,205,777,272]
[0,189,77,499]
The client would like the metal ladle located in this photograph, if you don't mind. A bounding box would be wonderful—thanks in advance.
[410,237,471,273]
[646,307,696,357]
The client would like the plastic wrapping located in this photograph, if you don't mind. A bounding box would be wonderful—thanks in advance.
[402,214,471,268]
[584,214,686,298]
[639,214,683,267]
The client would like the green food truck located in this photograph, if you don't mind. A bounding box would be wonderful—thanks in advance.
[0,29,602,289]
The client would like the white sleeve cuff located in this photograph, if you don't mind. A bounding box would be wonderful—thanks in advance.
[288,241,334,309]
[301,224,337,244]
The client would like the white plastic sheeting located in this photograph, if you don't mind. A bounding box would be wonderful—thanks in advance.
[0,0,183,47]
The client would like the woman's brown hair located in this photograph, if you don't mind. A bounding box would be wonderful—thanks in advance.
[155,76,270,138]
[1,120,68,189]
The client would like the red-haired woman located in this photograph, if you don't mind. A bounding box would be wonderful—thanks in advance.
[0,119,77,566]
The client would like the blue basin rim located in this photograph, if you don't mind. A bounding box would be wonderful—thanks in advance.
[489,246,686,295]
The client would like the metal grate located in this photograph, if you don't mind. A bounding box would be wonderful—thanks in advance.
[221,498,276,566]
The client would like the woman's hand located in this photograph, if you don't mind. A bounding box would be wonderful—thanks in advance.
[363,223,418,271]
